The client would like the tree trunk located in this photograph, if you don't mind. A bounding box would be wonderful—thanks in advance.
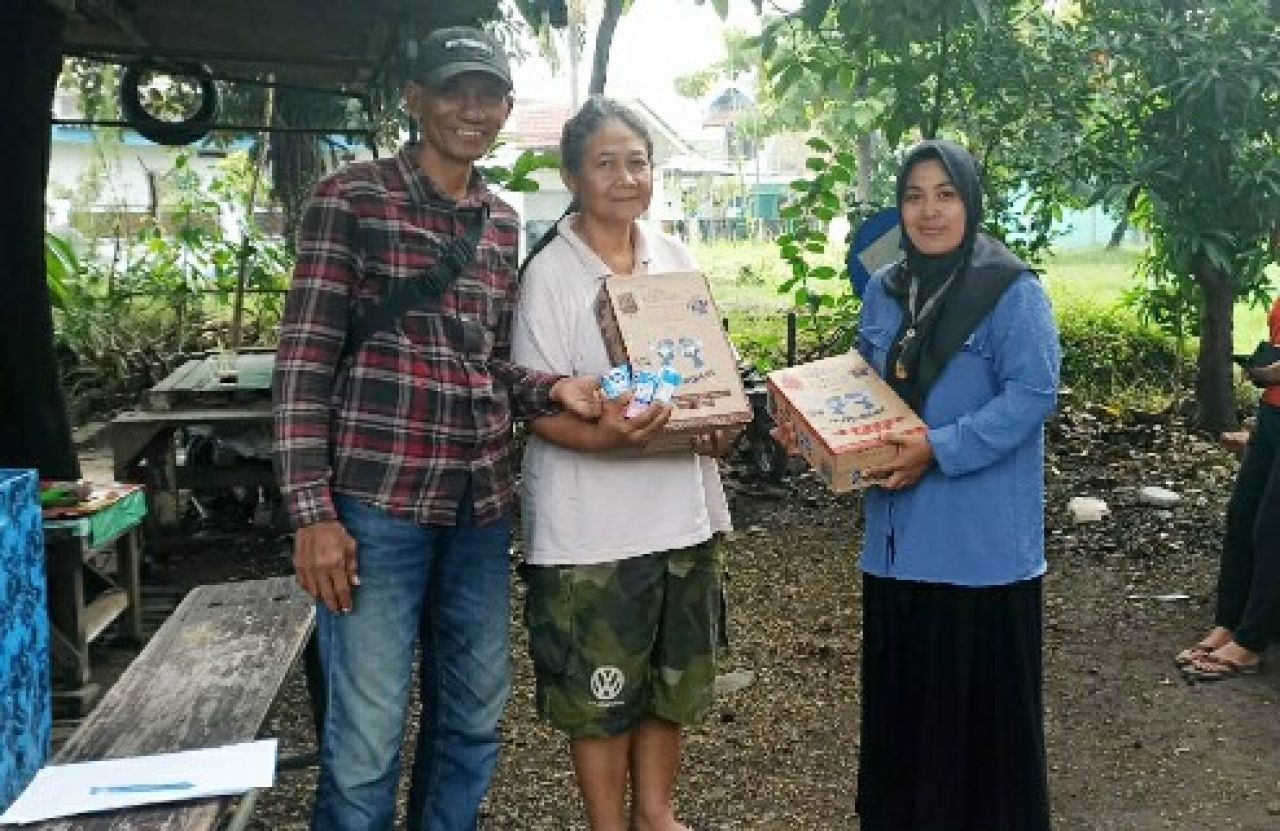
[1106,185,1140,249]
[1193,257,1238,434]
[1106,217,1129,249]
[588,0,624,95]
[854,133,873,205]
[0,1,79,479]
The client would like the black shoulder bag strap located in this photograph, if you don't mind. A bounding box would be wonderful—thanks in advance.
[342,204,488,362]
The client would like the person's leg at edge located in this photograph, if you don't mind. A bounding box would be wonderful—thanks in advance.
[1216,411,1276,630]
[406,495,513,831]
[1210,406,1280,667]
[1182,411,1277,668]
[571,732,633,831]
[312,495,432,831]
[629,718,689,831]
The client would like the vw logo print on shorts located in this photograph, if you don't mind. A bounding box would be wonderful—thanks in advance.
[590,665,626,702]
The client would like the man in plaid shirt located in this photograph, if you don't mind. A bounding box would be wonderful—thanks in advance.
[272,27,600,831]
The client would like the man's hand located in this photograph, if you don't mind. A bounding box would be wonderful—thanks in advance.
[865,431,935,490]
[1220,429,1251,458]
[293,520,359,614]
[596,394,671,449]
[693,425,744,457]
[770,419,801,457]
[1244,359,1280,388]
[551,375,604,420]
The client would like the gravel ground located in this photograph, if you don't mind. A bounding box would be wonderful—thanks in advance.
[75,401,1280,829]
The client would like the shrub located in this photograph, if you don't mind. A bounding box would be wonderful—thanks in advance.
[1056,298,1189,401]
[727,297,1195,408]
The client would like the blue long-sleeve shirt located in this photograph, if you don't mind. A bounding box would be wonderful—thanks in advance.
[857,270,1061,587]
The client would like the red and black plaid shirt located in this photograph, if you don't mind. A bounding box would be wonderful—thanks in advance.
[273,145,559,529]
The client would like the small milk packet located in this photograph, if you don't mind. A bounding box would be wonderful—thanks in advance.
[652,365,683,405]
[600,364,633,399]
[625,370,659,418]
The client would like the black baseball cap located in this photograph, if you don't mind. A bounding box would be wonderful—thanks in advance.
[411,26,513,91]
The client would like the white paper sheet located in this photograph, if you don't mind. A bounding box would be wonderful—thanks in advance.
[0,739,277,825]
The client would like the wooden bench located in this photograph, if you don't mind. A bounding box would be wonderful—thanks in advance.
[23,576,315,831]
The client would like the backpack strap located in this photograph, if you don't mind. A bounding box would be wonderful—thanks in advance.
[343,205,488,362]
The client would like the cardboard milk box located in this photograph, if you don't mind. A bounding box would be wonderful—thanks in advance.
[595,271,752,450]
[767,352,927,491]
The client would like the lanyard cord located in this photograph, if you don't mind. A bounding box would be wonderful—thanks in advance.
[906,266,961,330]
[894,265,961,380]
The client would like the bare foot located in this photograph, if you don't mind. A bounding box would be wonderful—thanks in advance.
[1205,641,1262,669]
[1175,626,1233,666]
[1183,641,1263,680]
[631,816,690,831]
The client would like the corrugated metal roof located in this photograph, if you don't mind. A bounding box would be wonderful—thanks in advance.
[57,0,498,95]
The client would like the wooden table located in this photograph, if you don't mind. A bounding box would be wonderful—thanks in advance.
[42,486,147,716]
[110,352,276,527]
[21,577,315,831]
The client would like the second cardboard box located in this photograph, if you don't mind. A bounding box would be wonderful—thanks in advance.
[767,351,927,491]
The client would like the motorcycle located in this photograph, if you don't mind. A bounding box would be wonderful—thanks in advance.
[734,360,790,484]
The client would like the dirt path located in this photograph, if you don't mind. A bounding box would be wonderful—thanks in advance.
[73,404,1280,829]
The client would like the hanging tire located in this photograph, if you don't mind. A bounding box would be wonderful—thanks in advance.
[120,58,218,146]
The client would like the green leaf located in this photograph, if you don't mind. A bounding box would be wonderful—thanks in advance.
[511,149,560,178]
[807,136,832,153]
[799,0,833,30]
[44,232,75,311]
[776,63,803,94]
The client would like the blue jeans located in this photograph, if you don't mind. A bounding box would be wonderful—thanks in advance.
[310,494,513,831]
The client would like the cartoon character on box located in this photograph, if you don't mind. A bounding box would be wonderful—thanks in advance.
[827,391,883,418]
[653,338,677,367]
[678,337,706,370]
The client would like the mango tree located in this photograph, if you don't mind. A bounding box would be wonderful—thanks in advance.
[760,1,1087,337]
[1074,0,1280,431]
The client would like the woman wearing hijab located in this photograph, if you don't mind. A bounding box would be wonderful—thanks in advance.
[853,140,1061,830]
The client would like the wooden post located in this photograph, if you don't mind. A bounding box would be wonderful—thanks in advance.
[0,0,79,478]
[786,311,798,367]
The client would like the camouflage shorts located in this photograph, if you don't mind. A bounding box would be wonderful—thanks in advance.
[522,539,723,739]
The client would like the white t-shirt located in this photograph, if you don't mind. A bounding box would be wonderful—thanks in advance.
[512,216,733,565]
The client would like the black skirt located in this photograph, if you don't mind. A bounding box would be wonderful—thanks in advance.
[856,573,1051,831]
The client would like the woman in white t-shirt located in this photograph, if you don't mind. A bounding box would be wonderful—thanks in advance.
[512,97,735,831]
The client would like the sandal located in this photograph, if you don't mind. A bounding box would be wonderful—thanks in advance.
[1174,643,1217,667]
[1181,653,1262,681]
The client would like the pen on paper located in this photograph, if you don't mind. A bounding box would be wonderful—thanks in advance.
[89,781,196,795]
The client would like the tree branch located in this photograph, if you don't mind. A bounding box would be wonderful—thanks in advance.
[927,3,950,140]
[588,0,624,96]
